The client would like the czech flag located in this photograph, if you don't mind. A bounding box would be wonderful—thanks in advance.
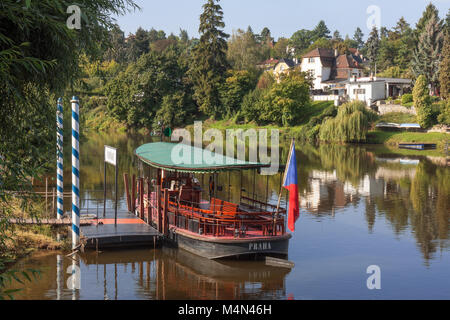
[283,140,299,232]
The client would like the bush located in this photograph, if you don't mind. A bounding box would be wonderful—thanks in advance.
[241,89,265,124]
[413,75,433,128]
[437,100,450,125]
[259,71,311,126]
[401,94,413,105]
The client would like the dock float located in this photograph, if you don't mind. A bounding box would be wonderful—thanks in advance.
[80,209,162,249]
[398,143,437,150]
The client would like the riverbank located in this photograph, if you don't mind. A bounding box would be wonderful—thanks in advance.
[0,200,70,274]
[190,118,449,155]
[366,131,449,152]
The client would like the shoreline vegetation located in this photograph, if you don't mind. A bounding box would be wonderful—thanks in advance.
[83,103,449,156]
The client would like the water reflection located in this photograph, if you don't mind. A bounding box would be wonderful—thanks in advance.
[74,133,448,263]
[12,132,449,299]
[296,144,449,262]
[8,248,290,300]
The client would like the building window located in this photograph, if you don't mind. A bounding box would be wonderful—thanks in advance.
[308,58,315,63]
[353,89,366,94]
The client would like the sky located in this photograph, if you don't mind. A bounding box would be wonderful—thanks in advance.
[115,0,449,40]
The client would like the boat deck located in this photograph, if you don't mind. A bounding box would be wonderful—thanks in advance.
[80,209,162,249]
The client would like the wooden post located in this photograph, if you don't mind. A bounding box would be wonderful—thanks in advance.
[123,173,131,212]
[146,178,151,224]
[163,189,168,236]
[103,161,107,218]
[139,178,144,220]
[157,185,162,233]
[45,177,48,214]
[131,174,136,213]
[52,187,55,215]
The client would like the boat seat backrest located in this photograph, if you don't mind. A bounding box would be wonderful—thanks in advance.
[210,198,238,216]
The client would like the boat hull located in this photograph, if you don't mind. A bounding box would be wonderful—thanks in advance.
[167,227,291,260]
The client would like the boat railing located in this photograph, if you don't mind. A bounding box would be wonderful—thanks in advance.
[168,198,285,237]
[239,191,287,215]
[166,204,285,238]
[140,191,287,237]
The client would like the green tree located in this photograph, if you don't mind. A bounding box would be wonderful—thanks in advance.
[259,27,272,44]
[103,24,128,63]
[416,3,440,36]
[219,70,256,117]
[227,29,268,71]
[365,27,380,73]
[437,100,450,125]
[332,30,343,42]
[353,27,365,49]
[189,0,229,118]
[413,75,433,128]
[289,29,313,56]
[412,14,444,94]
[240,89,265,123]
[439,32,450,99]
[311,20,331,41]
[259,71,311,126]
[153,92,195,129]
[105,47,192,128]
[271,37,290,59]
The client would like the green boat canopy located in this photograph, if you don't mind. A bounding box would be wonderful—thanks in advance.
[135,142,270,173]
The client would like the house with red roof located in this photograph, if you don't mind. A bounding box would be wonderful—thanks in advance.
[299,48,366,91]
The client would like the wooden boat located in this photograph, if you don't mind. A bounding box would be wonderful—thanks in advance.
[132,142,291,260]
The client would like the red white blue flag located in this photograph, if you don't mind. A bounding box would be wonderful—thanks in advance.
[283,140,300,232]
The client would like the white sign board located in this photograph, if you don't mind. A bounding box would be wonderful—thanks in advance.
[104,146,117,166]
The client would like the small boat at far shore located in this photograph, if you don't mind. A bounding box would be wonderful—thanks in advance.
[131,142,291,260]
[398,143,437,151]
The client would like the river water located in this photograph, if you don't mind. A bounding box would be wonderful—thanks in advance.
[7,132,450,299]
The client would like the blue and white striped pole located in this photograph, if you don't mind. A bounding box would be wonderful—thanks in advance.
[71,96,80,249]
[56,98,64,220]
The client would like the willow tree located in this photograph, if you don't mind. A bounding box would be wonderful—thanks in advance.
[319,101,377,143]
[189,0,229,118]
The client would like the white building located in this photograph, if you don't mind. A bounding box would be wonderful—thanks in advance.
[345,77,413,106]
[299,48,365,91]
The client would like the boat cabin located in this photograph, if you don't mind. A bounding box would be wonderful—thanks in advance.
[129,142,291,259]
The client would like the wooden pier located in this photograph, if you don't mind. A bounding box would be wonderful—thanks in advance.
[80,209,162,249]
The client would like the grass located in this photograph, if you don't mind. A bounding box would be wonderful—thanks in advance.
[0,198,70,273]
[377,112,417,124]
[367,130,449,154]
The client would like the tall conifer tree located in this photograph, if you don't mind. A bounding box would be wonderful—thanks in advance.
[189,0,229,117]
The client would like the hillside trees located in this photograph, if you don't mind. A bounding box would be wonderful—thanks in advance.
[105,47,195,128]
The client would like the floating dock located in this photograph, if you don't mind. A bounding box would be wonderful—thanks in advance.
[80,209,162,249]
[398,143,437,150]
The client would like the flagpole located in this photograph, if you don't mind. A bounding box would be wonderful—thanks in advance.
[274,138,294,235]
